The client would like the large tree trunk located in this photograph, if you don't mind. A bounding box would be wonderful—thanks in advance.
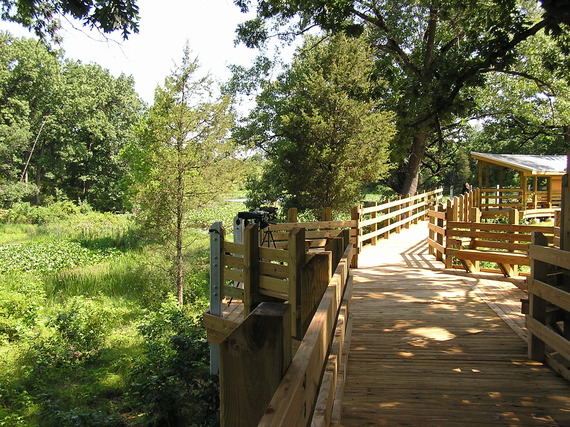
[400,127,430,196]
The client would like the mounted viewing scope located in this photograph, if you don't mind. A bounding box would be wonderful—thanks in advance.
[236,207,278,230]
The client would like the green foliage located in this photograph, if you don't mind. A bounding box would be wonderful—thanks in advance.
[0,182,38,208]
[128,297,219,426]
[0,0,140,41]
[126,44,236,305]
[233,0,570,195]
[238,33,395,211]
[0,272,45,344]
[0,33,144,212]
[0,239,121,274]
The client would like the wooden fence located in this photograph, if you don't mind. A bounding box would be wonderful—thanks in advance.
[527,232,570,381]
[204,188,443,426]
[205,221,353,426]
[353,188,443,250]
[428,192,559,277]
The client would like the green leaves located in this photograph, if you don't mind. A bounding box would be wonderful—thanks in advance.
[0,240,121,273]
[0,0,140,41]
[241,33,395,211]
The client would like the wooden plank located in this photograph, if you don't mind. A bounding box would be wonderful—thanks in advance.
[224,241,244,255]
[269,220,356,232]
[427,238,445,255]
[259,276,289,300]
[203,311,239,345]
[224,268,244,283]
[526,316,570,362]
[224,254,243,269]
[342,222,570,426]
[220,303,291,427]
[529,244,570,270]
[428,210,446,220]
[447,221,556,234]
[427,222,445,236]
[452,249,530,265]
[222,284,244,300]
[528,277,570,312]
[260,261,289,279]
[259,246,290,263]
[259,245,352,426]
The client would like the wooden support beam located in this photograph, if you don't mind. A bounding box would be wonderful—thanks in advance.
[220,303,291,427]
[243,223,260,316]
[527,232,549,362]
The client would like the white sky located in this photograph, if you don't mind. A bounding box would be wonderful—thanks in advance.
[0,0,262,104]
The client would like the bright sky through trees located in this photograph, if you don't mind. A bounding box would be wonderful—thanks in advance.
[0,0,258,104]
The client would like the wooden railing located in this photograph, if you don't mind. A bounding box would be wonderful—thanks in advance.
[204,188,443,426]
[205,221,353,426]
[478,188,562,211]
[428,192,559,277]
[446,220,557,277]
[527,232,570,381]
[353,188,443,251]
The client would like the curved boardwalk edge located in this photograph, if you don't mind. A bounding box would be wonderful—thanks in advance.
[340,222,570,426]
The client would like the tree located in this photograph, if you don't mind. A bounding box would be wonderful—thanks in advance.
[127,46,235,305]
[0,32,143,210]
[0,0,139,40]
[0,32,62,206]
[234,0,570,195]
[237,33,395,211]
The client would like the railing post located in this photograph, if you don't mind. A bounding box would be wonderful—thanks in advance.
[445,199,454,268]
[288,208,298,223]
[209,221,225,375]
[428,204,435,256]
[323,207,332,222]
[220,302,291,427]
[351,205,361,268]
[396,195,402,233]
[243,223,260,316]
[289,227,305,339]
[436,203,445,262]
[528,232,549,362]
[371,202,378,246]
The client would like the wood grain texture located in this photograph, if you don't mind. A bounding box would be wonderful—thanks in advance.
[340,222,570,426]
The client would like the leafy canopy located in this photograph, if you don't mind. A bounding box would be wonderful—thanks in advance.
[239,33,395,211]
[0,0,140,40]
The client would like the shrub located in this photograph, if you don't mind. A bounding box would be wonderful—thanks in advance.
[128,297,219,426]
[0,272,45,344]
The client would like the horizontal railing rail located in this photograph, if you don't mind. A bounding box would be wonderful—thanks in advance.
[527,231,570,380]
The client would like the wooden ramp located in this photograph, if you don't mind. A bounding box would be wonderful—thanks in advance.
[341,222,570,426]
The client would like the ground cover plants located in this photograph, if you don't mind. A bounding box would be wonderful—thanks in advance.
[0,200,244,426]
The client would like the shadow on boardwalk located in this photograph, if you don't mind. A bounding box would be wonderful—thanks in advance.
[341,222,570,426]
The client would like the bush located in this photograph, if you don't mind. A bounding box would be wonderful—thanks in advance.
[128,297,219,426]
[0,272,45,344]
[0,182,38,209]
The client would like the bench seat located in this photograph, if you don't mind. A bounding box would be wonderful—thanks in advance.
[448,249,529,277]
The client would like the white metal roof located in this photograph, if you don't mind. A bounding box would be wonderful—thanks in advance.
[471,152,568,175]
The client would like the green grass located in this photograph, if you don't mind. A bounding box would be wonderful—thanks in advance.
[0,201,241,425]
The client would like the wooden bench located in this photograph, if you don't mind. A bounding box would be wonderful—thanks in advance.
[445,221,556,277]
[448,248,529,277]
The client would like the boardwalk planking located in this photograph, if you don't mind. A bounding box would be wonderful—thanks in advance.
[341,222,570,426]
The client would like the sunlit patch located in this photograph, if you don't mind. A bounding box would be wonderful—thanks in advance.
[408,338,429,347]
[398,352,414,357]
[408,327,456,341]
[462,399,471,404]
[488,392,502,399]
[466,328,483,334]
[379,402,404,408]
[453,368,462,372]
[548,395,570,404]
[471,369,481,373]
[501,412,520,421]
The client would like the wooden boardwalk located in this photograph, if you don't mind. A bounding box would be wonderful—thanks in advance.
[341,222,570,426]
